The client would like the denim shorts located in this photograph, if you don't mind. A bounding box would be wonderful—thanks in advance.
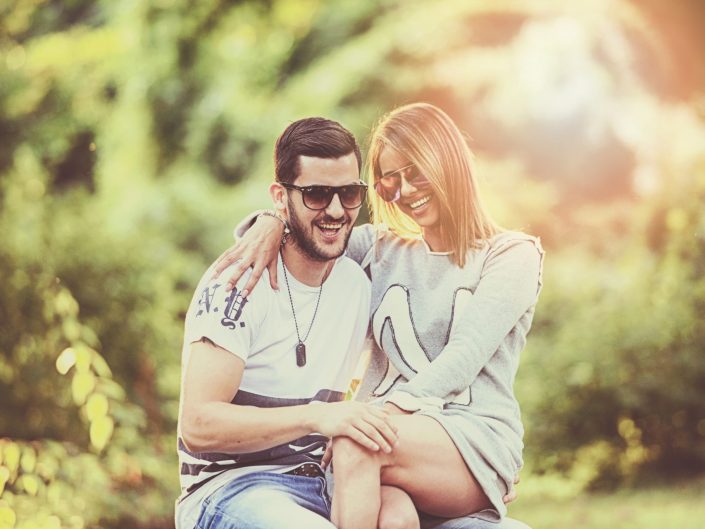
[194,471,334,529]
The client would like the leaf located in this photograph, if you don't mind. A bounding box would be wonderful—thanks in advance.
[19,474,39,496]
[53,288,78,316]
[90,352,113,378]
[71,372,96,405]
[90,416,114,451]
[55,347,76,375]
[85,393,109,421]
[74,344,93,373]
[61,318,82,342]
[97,378,126,401]
[0,506,16,528]
[2,444,19,474]
[0,466,9,495]
[20,447,36,473]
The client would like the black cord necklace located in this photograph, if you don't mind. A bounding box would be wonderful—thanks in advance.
[280,250,324,367]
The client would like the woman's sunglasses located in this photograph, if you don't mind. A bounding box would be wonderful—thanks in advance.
[280,182,368,211]
[374,163,431,203]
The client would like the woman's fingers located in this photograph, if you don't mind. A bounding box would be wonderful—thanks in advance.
[225,258,252,291]
[502,488,517,504]
[267,259,278,291]
[211,245,241,279]
[241,262,266,297]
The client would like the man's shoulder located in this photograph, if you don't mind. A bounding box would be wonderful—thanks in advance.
[185,261,273,324]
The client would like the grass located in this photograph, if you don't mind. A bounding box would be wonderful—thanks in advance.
[507,476,705,529]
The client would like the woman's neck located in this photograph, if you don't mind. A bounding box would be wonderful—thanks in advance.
[422,227,449,253]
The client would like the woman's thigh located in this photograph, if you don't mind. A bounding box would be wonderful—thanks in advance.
[380,414,491,517]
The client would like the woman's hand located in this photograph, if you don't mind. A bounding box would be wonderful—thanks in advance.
[211,214,285,295]
[502,474,520,504]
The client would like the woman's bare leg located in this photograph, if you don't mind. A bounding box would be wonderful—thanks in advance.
[331,414,492,529]
[330,436,382,529]
[378,486,420,529]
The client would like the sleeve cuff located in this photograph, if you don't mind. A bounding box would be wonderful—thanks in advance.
[385,391,445,413]
[233,210,265,240]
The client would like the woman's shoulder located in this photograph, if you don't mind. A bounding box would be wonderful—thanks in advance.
[479,229,545,291]
[484,229,544,256]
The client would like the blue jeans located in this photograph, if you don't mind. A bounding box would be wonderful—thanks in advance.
[195,471,334,529]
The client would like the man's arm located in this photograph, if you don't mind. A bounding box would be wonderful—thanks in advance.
[180,339,399,454]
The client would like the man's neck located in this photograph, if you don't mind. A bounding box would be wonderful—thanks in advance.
[280,244,333,287]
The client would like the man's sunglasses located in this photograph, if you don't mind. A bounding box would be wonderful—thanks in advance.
[374,164,431,203]
[280,182,368,211]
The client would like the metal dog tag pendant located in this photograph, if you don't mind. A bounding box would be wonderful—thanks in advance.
[296,342,307,367]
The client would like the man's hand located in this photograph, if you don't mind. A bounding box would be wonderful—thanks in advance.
[211,214,284,295]
[309,401,399,454]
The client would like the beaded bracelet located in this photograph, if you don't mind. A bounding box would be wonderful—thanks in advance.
[258,210,291,244]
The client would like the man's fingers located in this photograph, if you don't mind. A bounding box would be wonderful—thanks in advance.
[353,419,392,454]
[370,407,400,434]
[346,428,380,452]
[321,441,333,469]
[364,414,398,449]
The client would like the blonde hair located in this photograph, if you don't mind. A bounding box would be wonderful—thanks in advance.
[367,102,500,267]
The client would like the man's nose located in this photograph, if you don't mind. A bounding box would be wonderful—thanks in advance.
[325,192,345,217]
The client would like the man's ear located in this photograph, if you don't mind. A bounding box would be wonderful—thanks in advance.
[269,182,287,214]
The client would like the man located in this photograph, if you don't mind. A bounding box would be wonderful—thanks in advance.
[175,117,398,529]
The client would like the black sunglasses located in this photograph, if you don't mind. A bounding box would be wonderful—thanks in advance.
[280,182,368,210]
[374,163,431,203]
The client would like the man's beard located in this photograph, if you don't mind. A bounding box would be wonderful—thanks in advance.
[287,201,353,262]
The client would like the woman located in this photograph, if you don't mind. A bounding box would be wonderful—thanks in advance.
[217,103,543,529]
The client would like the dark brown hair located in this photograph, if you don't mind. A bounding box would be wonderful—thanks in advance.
[275,117,362,183]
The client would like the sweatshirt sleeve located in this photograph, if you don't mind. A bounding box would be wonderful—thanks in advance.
[233,210,265,240]
[344,224,377,265]
[389,235,544,403]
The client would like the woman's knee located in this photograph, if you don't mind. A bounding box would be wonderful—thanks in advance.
[377,501,420,529]
[332,436,380,473]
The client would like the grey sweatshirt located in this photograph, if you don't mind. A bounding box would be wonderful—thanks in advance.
[345,225,544,520]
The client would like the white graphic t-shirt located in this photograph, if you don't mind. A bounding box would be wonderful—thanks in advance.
[175,255,370,529]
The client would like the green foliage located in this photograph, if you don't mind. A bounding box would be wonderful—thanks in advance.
[517,119,705,487]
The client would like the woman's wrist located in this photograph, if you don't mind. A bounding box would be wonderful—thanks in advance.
[257,210,290,243]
